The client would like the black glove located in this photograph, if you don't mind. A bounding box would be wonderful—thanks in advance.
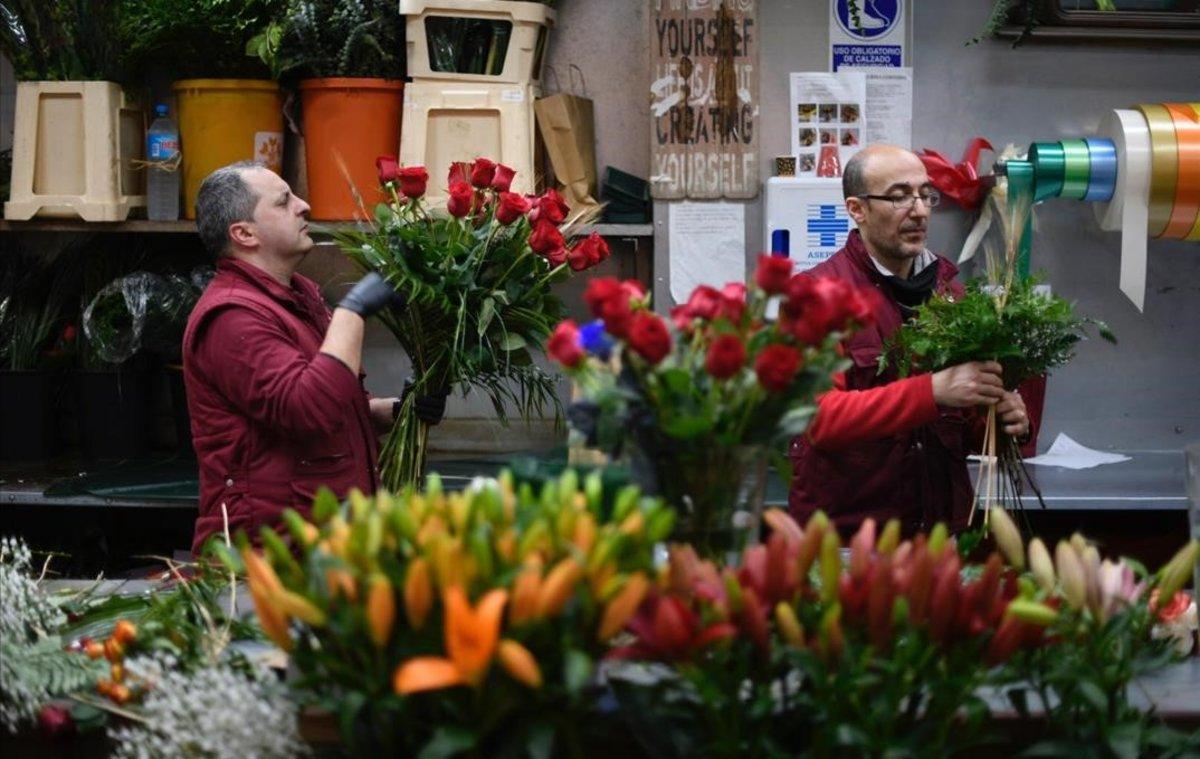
[338,273,406,317]
[394,377,451,426]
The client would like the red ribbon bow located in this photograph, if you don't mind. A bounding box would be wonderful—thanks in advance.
[918,137,994,211]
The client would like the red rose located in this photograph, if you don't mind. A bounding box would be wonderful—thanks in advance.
[847,286,880,327]
[600,295,635,339]
[584,278,624,317]
[447,161,470,186]
[37,704,74,738]
[781,275,853,344]
[496,191,531,225]
[529,220,564,255]
[447,181,474,218]
[718,282,747,322]
[491,163,516,192]
[755,344,801,392]
[755,254,793,295]
[375,155,400,185]
[685,285,723,320]
[529,188,570,225]
[470,158,497,189]
[627,311,672,364]
[546,247,569,267]
[620,279,646,300]
[705,334,746,379]
[547,320,585,368]
[670,304,695,333]
[61,324,77,342]
[397,166,429,199]
[567,232,610,271]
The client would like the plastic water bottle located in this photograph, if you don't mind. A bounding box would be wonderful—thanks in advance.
[146,104,180,221]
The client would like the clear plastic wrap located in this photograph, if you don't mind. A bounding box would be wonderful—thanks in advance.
[83,266,213,364]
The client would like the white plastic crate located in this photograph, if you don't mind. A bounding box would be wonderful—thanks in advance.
[402,0,555,85]
[400,80,540,204]
[4,81,146,221]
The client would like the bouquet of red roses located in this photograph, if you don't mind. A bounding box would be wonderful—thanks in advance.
[332,157,609,489]
[546,255,878,552]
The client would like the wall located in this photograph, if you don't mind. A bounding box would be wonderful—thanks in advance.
[553,0,1198,452]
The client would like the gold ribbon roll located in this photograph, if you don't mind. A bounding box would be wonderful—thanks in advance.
[1136,104,1178,238]
[1162,103,1200,240]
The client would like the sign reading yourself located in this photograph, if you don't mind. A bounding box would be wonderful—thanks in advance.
[829,0,906,72]
[650,0,759,200]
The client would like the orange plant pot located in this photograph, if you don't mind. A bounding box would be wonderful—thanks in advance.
[299,78,405,220]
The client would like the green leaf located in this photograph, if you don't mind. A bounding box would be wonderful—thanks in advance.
[312,486,340,523]
[499,333,527,351]
[478,297,496,336]
[563,649,593,696]
[526,722,555,759]
[1106,723,1142,759]
[418,726,478,759]
[1077,679,1108,713]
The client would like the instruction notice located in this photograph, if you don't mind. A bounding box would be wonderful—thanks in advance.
[789,71,865,178]
[668,202,745,304]
[864,68,913,148]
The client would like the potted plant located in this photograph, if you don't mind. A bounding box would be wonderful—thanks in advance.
[0,1,145,221]
[117,0,289,218]
[251,0,406,220]
[0,248,78,461]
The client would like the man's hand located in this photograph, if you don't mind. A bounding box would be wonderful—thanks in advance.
[996,390,1030,439]
[931,361,1005,408]
[337,273,406,318]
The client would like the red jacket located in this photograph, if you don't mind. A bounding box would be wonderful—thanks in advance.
[183,258,379,554]
[789,230,977,537]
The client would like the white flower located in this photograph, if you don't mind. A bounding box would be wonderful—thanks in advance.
[110,655,307,758]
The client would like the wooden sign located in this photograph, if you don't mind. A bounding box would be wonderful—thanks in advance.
[649,0,759,200]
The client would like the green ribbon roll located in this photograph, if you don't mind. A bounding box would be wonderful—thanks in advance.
[1059,139,1091,200]
[1028,142,1065,202]
[1006,160,1036,277]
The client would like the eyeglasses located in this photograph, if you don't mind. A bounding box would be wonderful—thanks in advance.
[857,190,941,210]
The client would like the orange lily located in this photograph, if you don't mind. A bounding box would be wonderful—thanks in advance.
[537,557,583,618]
[509,563,543,625]
[404,557,433,631]
[598,572,650,641]
[393,586,507,694]
[497,639,542,689]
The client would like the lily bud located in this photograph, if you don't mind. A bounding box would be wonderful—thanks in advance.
[905,547,935,625]
[929,554,961,644]
[819,531,842,604]
[619,510,645,537]
[404,557,433,631]
[366,574,395,648]
[275,589,326,627]
[1005,598,1059,627]
[819,604,844,662]
[928,523,949,559]
[537,558,583,618]
[1055,540,1087,610]
[774,602,805,648]
[1028,538,1055,593]
[1156,540,1200,605]
[795,520,825,588]
[498,639,543,689]
[849,519,875,580]
[763,508,804,546]
[867,556,895,651]
[877,519,901,556]
[247,582,292,652]
[573,512,597,554]
[325,567,359,602]
[510,563,543,626]
[241,548,284,597]
[598,573,650,641]
[988,507,1024,571]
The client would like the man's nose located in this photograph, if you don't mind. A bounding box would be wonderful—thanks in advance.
[909,197,931,219]
[296,196,311,216]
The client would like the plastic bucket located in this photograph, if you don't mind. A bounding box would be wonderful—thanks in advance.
[171,79,284,219]
[299,78,404,220]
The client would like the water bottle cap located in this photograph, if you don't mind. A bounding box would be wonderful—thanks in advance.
[155,104,169,116]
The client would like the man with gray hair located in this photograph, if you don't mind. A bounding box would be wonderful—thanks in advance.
[182,162,417,553]
[789,144,1034,537]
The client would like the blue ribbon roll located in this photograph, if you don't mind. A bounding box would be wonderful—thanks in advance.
[1084,138,1118,202]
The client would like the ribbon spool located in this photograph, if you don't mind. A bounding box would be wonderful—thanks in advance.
[1163,103,1200,240]
[1136,104,1178,238]
[1083,138,1117,203]
[1027,142,1065,202]
[1059,139,1091,199]
[1095,109,1152,310]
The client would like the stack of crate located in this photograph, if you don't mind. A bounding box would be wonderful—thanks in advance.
[400,0,555,203]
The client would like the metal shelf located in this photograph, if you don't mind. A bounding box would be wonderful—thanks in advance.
[0,219,655,237]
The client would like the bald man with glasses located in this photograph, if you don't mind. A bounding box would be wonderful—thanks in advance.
[788,144,1035,538]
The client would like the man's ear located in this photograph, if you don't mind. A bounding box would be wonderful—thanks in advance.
[845,197,868,225]
[227,220,256,250]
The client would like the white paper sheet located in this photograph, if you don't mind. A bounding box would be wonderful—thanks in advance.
[668,202,745,304]
[864,68,912,148]
[1023,433,1132,470]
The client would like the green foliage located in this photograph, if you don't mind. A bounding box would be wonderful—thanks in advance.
[332,199,566,489]
[117,0,285,79]
[0,0,128,81]
[253,0,405,80]
[881,275,1114,388]
[0,248,79,371]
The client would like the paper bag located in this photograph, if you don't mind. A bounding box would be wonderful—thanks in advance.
[535,65,599,212]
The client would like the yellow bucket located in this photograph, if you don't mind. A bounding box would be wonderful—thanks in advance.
[171,79,284,219]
